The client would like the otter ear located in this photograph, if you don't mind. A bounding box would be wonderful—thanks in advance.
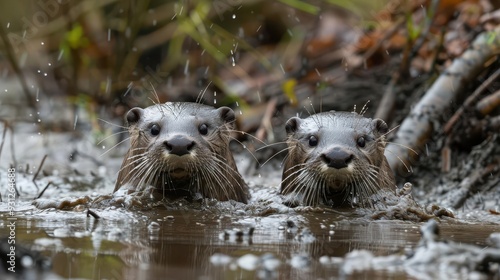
[285,117,301,134]
[217,106,236,124]
[372,118,388,135]
[126,107,143,126]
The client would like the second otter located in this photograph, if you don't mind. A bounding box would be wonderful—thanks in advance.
[281,111,395,207]
[115,102,249,203]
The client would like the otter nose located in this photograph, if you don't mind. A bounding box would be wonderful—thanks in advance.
[164,135,195,156]
[321,147,353,169]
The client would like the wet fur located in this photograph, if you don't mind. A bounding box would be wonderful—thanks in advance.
[115,102,249,203]
[281,111,395,207]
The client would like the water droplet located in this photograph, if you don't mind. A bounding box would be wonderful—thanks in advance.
[232,14,236,19]
[43,73,47,77]
[41,42,44,45]
[6,22,10,28]
[37,70,41,73]
[107,29,111,41]
[4,89,7,92]
[48,63,51,66]
[58,50,64,61]
[184,59,190,76]
[37,119,41,123]
[102,146,106,149]
[236,102,239,107]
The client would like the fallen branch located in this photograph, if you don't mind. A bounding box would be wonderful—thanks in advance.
[385,25,500,176]
[476,89,500,116]
[446,160,499,209]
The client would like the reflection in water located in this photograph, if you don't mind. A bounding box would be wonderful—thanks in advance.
[1,205,499,279]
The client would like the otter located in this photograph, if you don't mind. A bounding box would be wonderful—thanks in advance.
[115,102,249,203]
[280,111,395,207]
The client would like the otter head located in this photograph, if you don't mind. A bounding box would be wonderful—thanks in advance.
[281,111,394,206]
[115,102,249,203]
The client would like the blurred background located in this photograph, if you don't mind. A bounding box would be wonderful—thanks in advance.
[0,0,498,172]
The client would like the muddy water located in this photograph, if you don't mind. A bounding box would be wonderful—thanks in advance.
[1,204,498,280]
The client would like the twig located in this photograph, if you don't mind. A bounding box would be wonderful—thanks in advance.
[9,124,17,169]
[35,181,52,199]
[444,68,500,134]
[32,155,48,190]
[0,121,8,162]
[0,24,38,116]
[476,89,500,116]
[86,209,101,220]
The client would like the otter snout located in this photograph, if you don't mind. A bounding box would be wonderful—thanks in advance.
[164,135,195,156]
[321,147,353,169]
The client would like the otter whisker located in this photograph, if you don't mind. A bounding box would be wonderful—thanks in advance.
[115,154,148,181]
[385,141,419,156]
[260,146,293,167]
[281,163,309,185]
[195,81,213,105]
[255,141,288,152]
[100,136,133,157]
[384,148,412,173]
[228,135,261,165]
[211,156,246,194]
[97,130,129,145]
[127,159,155,189]
[227,129,267,145]
[98,118,128,129]
[148,81,161,105]
[378,124,400,139]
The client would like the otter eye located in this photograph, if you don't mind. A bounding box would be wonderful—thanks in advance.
[357,136,366,147]
[308,135,318,147]
[150,124,160,136]
[199,124,208,135]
